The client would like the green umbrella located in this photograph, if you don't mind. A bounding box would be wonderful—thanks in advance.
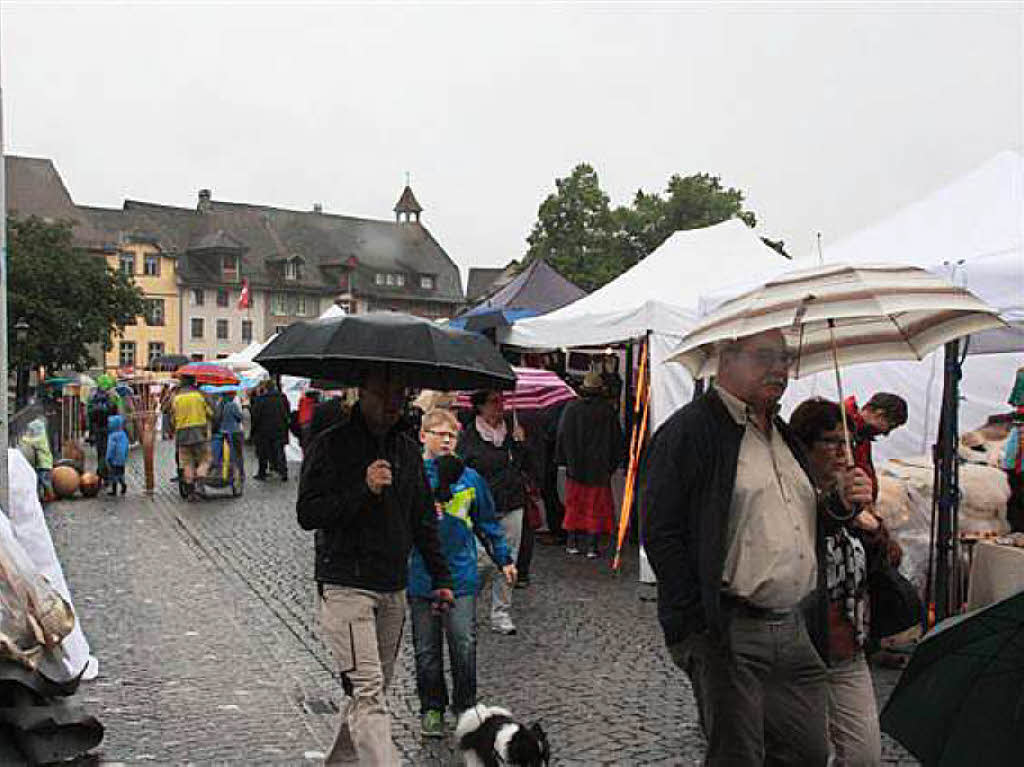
[880,589,1024,765]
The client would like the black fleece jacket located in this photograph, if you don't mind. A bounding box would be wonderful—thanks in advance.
[457,418,527,516]
[296,403,452,593]
[643,388,830,661]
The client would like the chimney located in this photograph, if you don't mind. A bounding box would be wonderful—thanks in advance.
[197,188,212,214]
[313,203,323,214]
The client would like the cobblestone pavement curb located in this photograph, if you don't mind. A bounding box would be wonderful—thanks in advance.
[46,440,919,765]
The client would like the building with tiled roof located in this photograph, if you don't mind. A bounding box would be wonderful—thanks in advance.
[5,156,466,367]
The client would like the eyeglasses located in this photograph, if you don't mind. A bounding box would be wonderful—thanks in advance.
[738,348,797,368]
[426,429,458,441]
[815,436,846,450]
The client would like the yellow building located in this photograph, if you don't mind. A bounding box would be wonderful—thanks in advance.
[103,240,180,372]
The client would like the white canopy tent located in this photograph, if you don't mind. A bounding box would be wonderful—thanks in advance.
[500,219,792,429]
[695,151,1024,460]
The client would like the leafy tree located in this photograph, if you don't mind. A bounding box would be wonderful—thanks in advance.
[524,164,622,292]
[8,215,145,371]
[524,165,767,290]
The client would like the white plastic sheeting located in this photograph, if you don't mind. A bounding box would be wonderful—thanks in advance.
[3,450,98,681]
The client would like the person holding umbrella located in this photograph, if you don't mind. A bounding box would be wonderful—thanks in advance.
[297,367,454,766]
[645,329,873,766]
[790,397,897,767]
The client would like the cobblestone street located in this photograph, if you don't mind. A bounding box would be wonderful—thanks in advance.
[44,440,918,765]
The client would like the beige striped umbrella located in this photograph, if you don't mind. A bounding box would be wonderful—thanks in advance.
[669,263,1005,465]
[669,263,1005,381]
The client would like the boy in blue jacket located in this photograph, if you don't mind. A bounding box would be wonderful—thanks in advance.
[105,414,130,496]
[408,408,516,738]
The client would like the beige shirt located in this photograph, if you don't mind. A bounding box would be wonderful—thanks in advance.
[717,385,818,609]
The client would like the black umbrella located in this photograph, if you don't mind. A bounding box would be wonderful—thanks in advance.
[147,354,190,372]
[254,311,516,391]
[880,589,1024,765]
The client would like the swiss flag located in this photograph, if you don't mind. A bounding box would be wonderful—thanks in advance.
[237,278,251,310]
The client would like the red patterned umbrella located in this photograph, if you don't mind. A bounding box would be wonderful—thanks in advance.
[454,367,577,411]
[173,362,240,386]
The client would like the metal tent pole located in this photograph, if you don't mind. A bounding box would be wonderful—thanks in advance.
[933,339,962,622]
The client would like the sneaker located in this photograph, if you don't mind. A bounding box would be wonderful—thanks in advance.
[491,621,517,635]
[565,546,581,555]
[421,709,444,738]
[586,550,601,560]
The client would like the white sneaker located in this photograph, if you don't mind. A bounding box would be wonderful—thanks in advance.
[490,620,517,635]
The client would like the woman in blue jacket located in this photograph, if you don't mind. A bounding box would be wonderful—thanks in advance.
[408,408,516,738]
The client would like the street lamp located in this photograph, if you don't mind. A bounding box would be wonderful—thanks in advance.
[14,318,30,410]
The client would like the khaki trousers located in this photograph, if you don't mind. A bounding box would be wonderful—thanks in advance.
[319,586,407,766]
[826,653,881,767]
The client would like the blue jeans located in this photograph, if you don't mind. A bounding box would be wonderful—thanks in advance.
[409,595,477,715]
[210,432,244,480]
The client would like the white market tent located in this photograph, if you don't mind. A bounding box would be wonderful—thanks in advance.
[500,218,792,429]
[695,151,1024,461]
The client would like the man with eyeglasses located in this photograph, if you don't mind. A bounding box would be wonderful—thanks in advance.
[645,329,873,765]
[297,368,454,765]
[409,408,516,737]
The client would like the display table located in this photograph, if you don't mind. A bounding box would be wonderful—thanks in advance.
[966,540,1024,611]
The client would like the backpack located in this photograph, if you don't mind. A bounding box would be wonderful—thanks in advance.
[89,393,112,431]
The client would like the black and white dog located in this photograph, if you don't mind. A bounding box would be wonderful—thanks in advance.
[455,705,550,767]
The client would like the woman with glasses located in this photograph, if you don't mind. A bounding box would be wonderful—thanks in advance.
[458,389,527,635]
[790,398,894,767]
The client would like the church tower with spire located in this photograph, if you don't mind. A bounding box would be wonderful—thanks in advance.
[393,183,423,223]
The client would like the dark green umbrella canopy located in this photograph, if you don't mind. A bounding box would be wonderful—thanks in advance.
[254,311,516,391]
[880,589,1024,765]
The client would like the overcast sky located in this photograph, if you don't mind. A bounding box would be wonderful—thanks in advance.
[2,2,1021,286]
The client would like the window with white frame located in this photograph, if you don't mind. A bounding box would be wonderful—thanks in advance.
[271,293,288,316]
[144,298,165,326]
[216,319,229,340]
[143,253,160,276]
[119,341,136,368]
[118,252,135,276]
[420,275,435,290]
[375,273,385,286]
[222,254,239,281]
[285,258,303,281]
[191,317,204,338]
[192,288,205,306]
[295,295,308,316]
[147,341,165,365]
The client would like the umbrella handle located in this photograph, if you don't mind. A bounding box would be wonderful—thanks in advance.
[827,319,855,468]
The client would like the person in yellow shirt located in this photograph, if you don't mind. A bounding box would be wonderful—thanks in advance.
[171,375,213,501]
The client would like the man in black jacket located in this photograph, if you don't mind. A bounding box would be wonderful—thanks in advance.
[251,380,291,481]
[297,368,454,766]
[644,329,872,766]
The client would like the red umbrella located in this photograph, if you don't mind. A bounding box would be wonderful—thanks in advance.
[173,362,240,386]
[454,367,577,411]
